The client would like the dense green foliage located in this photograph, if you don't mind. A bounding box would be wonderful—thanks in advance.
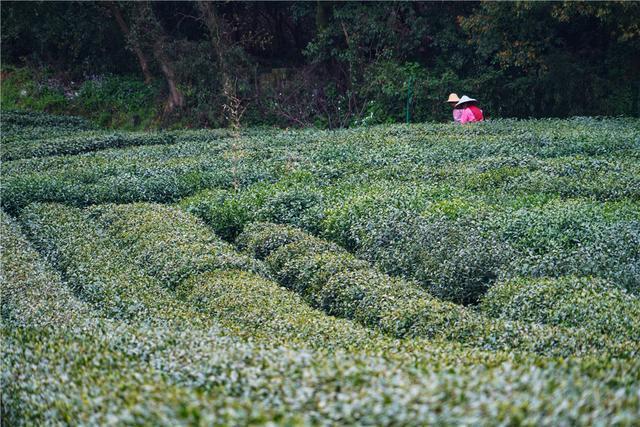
[87,203,268,286]
[481,276,640,342]
[19,202,205,323]
[2,2,638,128]
[4,200,640,425]
[2,112,640,423]
[1,68,162,129]
[237,222,636,357]
[0,210,92,327]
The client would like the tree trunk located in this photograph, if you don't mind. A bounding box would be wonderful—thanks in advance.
[152,39,184,111]
[197,1,229,84]
[316,1,330,33]
[197,1,235,115]
[107,2,153,84]
[135,2,184,112]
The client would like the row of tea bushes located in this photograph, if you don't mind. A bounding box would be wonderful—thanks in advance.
[1,131,177,161]
[8,309,640,426]
[1,124,240,161]
[1,110,99,159]
[1,210,198,424]
[480,276,640,342]
[180,269,385,350]
[448,154,640,202]
[0,210,92,328]
[1,139,280,214]
[18,203,210,326]
[236,222,638,357]
[4,325,235,426]
[300,118,639,176]
[182,179,640,303]
[4,117,638,214]
[87,203,269,287]
[5,207,640,425]
[2,159,233,214]
[1,109,95,137]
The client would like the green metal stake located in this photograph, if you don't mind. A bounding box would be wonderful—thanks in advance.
[405,76,414,124]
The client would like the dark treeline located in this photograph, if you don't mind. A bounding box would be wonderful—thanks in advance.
[2,1,639,128]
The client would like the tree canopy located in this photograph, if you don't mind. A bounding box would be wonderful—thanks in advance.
[2,1,638,128]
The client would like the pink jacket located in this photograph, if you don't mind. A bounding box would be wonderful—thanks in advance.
[459,106,484,124]
[453,109,463,123]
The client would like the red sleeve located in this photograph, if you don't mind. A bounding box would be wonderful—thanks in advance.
[469,105,484,121]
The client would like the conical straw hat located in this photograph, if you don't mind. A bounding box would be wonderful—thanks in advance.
[455,95,477,107]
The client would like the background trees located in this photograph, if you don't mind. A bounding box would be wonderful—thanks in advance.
[1,1,638,128]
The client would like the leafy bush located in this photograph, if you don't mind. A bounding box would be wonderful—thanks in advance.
[1,109,94,129]
[180,269,382,350]
[1,67,161,129]
[236,222,323,260]
[7,313,640,426]
[180,188,253,241]
[497,201,640,294]
[269,247,370,298]
[238,222,636,357]
[18,202,208,324]
[1,130,177,161]
[348,209,514,305]
[255,187,325,232]
[87,203,268,287]
[0,209,91,327]
[481,276,640,341]
[1,130,253,213]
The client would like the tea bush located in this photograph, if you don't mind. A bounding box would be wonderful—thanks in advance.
[0,209,91,327]
[3,113,640,424]
[18,202,209,325]
[7,318,640,426]
[236,221,335,260]
[347,208,513,304]
[180,269,384,350]
[481,276,640,341]
[498,201,640,293]
[238,222,637,357]
[88,203,268,287]
[1,131,177,161]
[180,188,253,241]
[2,109,94,131]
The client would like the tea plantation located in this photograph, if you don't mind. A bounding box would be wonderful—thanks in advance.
[2,110,640,425]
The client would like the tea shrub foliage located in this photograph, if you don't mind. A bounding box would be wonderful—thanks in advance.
[480,276,640,342]
[2,112,640,424]
[238,222,637,357]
